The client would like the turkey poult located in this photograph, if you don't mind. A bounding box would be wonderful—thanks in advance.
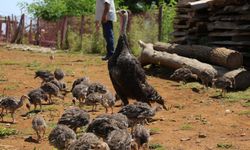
[57,107,90,132]
[34,70,54,84]
[27,88,48,111]
[170,67,198,84]
[132,124,150,150]
[40,82,64,104]
[118,102,161,128]
[87,82,107,95]
[85,92,102,112]
[99,91,117,114]
[49,125,76,150]
[86,115,128,139]
[68,133,110,150]
[54,68,65,81]
[108,10,167,110]
[106,129,132,150]
[198,70,214,89]
[212,77,233,97]
[96,113,129,129]
[32,115,47,141]
[71,77,91,92]
[0,95,28,123]
[71,83,89,105]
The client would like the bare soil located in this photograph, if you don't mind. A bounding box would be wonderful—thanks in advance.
[0,47,249,150]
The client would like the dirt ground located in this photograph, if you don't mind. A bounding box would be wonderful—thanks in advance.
[0,46,249,150]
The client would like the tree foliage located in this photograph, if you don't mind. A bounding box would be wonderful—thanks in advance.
[20,0,95,21]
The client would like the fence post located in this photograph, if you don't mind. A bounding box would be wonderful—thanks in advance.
[35,18,40,45]
[29,19,33,44]
[6,16,11,42]
[79,15,85,50]
[158,5,163,41]
[11,14,25,44]
[61,16,68,49]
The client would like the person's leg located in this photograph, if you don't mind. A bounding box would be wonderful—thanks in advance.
[102,21,115,59]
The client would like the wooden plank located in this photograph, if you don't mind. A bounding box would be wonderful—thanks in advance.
[215,5,250,15]
[172,31,187,36]
[188,0,213,10]
[209,31,250,37]
[208,21,250,31]
[210,41,250,46]
[210,14,250,21]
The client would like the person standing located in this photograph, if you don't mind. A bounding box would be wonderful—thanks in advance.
[95,0,117,60]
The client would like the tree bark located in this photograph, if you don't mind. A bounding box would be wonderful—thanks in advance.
[153,42,243,69]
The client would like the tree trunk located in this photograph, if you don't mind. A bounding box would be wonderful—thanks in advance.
[153,42,243,69]
[11,14,25,44]
[223,68,250,90]
[138,41,228,78]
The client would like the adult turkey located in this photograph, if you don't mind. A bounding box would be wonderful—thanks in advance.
[108,10,167,110]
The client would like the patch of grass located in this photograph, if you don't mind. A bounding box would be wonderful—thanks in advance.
[0,127,17,137]
[4,84,19,91]
[180,123,193,130]
[217,143,233,149]
[149,143,165,150]
[241,101,250,107]
[43,105,58,112]
[0,60,20,66]
[224,88,250,102]
[180,82,203,89]
[0,74,7,83]
[48,122,57,129]
[238,110,250,116]
[150,128,161,133]
[25,61,41,70]
[65,69,75,76]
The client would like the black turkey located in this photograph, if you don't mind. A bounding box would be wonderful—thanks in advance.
[108,10,167,110]
[34,70,54,84]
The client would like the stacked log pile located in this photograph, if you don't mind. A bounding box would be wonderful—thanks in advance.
[138,41,250,90]
[173,0,250,52]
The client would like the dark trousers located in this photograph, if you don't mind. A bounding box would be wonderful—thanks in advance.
[102,21,115,56]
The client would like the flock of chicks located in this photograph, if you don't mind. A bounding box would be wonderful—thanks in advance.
[170,66,233,96]
[0,68,160,150]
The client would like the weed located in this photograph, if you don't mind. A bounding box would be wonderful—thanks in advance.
[217,143,232,149]
[43,105,58,112]
[149,143,165,150]
[4,85,19,91]
[180,123,193,130]
[0,127,17,137]
[241,101,250,107]
[0,60,20,66]
[150,128,161,133]
[25,61,41,70]
[224,88,250,102]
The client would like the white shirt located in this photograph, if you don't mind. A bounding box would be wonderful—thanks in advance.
[95,0,117,22]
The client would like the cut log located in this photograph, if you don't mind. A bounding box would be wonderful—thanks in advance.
[138,40,228,78]
[188,0,213,10]
[153,42,243,70]
[223,68,250,90]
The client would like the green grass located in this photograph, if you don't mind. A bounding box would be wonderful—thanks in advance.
[224,88,250,102]
[217,143,233,149]
[48,122,57,129]
[0,60,20,66]
[150,128,161,133]
[25,60,41,70]
[238,110,250,116]
[149,143,165,150]
[180,123,193,130]
[43,105,58,112]
[3,84,19,91]
[241,101,250,107]
[0,127,17,137]
[179,82,203,89]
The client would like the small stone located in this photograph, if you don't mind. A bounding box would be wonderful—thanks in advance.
[225,109,231,114]
[240,133,246,137]
[195,139,201,143]
[180,137,191,141]
[199,132,207,138]
[160,118,166,121]
[6,123,11,127]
